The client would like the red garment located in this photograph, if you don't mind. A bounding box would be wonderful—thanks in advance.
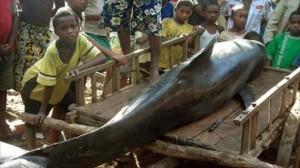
[0,0,13,44]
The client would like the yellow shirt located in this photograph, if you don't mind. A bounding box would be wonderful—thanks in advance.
[160,18,193,69]
[21,34,101,104]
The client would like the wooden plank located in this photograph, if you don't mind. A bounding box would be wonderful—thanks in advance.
[276,99,300,167]
[146,140,282,168]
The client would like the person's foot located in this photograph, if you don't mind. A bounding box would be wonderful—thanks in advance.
[0,121,12,138]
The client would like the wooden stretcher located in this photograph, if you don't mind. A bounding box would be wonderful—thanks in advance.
[16,32,300,167]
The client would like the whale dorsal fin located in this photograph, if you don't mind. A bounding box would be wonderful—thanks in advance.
[187,37,216,68]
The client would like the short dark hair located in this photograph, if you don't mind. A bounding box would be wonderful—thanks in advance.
[244,31,263,43]
[175,0,193,10]
[288,9,300,22]
[203,0,219,11]
[52,10,79,29]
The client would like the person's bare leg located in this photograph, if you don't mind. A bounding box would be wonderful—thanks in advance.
[117,27,131,86]
[148,35,161,80]
[45,106,65,144]
[25,125,36,149]
[0,90,12,138]
[117,27,131,55]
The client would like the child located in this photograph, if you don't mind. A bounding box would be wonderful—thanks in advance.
[160,0,194,70]
[0,0,18,138]
[200,1,224,49]
[21,11,107,149]
[218,4,248,41]
[266,10,300,70]
[14,0,64,91]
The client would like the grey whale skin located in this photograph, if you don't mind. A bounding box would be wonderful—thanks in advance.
[0,39,265,168]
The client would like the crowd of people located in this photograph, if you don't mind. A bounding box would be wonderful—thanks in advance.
[0,0,300,149]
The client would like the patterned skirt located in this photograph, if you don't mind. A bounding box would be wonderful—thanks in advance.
[13,21,51,91]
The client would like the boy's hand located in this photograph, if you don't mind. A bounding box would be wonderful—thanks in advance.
[111,52,127,65]
[34,112,47,125]
[68,68,80,77]
[193,26,204,34]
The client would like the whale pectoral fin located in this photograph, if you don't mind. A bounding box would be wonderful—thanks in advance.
[237,85,255,109]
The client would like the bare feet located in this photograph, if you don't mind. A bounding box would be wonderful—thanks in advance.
[0,121,12,138]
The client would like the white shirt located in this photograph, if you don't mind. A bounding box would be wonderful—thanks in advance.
[199,30,219,49]
[227,0,272,33]
[246,0,272,33]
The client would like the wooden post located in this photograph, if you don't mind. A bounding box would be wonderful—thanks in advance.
[182,39,188,61]
[168,47,173,69]
[276,99,300,167]
[291,80,299,105]
[268,99,272,130]
[241,120,251,154]
[75,79,85,106]
[134,56,140,84]
[279,88,287,118]
[112,65,120,92]
[91,74,97,103]
[250,112,258,150]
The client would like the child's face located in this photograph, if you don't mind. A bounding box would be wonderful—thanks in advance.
[205,5,219,23]
[55,16,80,43]
[67,0,88,13]
[175,6,192,24]
[289,14,300,36]
[232,9,248,29]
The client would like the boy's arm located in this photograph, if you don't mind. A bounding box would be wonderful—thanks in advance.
[83,33,127,65]
[68,53,106,76]
[35,86,54,125]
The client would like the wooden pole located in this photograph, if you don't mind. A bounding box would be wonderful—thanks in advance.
[17,112,97,135]
[146,140,282,168]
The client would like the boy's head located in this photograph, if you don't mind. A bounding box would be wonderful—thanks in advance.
[244,31,263,43]
[53,10,80,43]
[203,1,220,23]
[66,0,88,13]
[175,0,193,24]
[288,10,300,36]
[231,4,248,30]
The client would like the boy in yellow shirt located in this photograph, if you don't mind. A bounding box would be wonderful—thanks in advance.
[21,10,107,149]
[160,0,195,70]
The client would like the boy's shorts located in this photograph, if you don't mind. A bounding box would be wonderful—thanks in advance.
[0,54,14,91]
[100,0,162,36]
[85,33,111,61]
[21,83,76,116]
